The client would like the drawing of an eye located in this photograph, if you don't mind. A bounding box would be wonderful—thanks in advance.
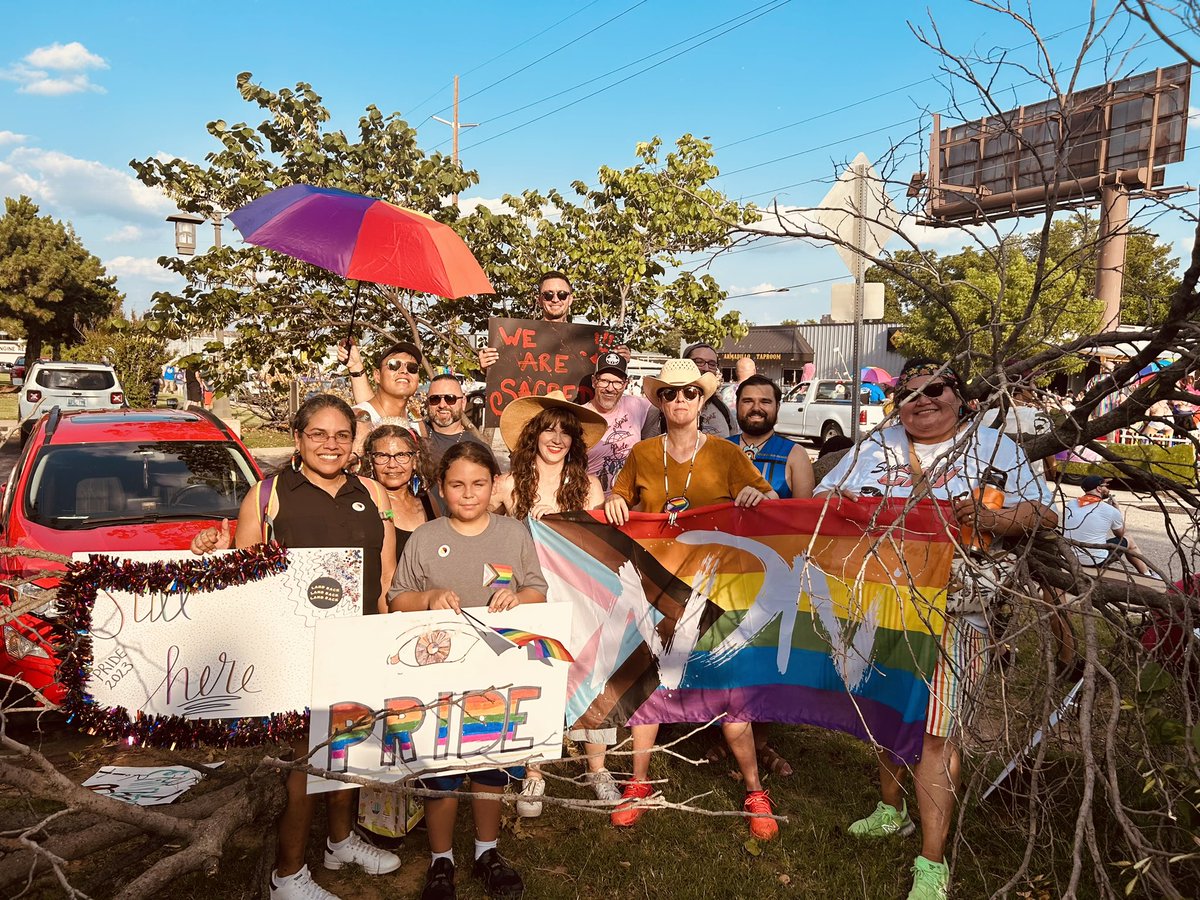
[386,625,479,667]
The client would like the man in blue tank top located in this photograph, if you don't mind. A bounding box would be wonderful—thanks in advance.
[727,375,815,499]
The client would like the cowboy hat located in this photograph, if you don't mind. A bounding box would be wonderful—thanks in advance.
[642,358,719,405]
[499,390,608,452]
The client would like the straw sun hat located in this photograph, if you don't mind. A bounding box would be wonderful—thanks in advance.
[499,390,608,452]
[642,358,720,405]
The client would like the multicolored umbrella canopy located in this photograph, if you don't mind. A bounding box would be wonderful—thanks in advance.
[227,184,494,299]
[860,366,893,385]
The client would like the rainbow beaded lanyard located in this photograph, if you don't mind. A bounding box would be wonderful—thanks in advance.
[662,432,702,525]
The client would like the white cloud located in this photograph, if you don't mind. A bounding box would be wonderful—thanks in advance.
[0,130,27,145]
[3,42,108,95]
[0,147,173,222]
[24,42,108,71]
[103,255,175,284]
[104,224,145,242]
[729,282,783,296]
[1189,105,1199,131]
[456,195,512,215]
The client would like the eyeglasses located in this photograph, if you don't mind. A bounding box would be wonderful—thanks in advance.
[303,429,354,445]
[370,450,417,465]
[690,358,720,371]
[384,359,421,374]
[657,385,704,402]
[595,378,626,391]
[895,382,953,404]
[427,394,463,406]
[540,289,571,302]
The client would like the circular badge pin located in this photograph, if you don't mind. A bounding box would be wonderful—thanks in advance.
[351,501,366,512]
[437,544,451,558]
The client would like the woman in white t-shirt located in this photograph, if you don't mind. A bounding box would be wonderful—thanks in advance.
[816,358,1056,900]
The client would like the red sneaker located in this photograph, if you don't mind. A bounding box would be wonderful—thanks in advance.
[610,779,654,828]
[745,790,779,841]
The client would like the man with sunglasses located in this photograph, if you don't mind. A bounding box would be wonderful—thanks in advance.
[583,351,654,495]
[642,342,736,438]
[423,372,489,470]
[477,272,577,371]
[816,356,1056,900]
[341,340,426,452]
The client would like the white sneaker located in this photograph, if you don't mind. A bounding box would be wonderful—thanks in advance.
[323,832,401,875]
[271,866,341,900]
[586,768,622,803]
[516,775,546,817]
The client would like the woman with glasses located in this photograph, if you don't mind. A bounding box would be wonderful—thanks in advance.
[362,425,438,559]
[604,358,780,841]
[189,394,399,900]
[641,342,736,438]
[815,357,1056,900]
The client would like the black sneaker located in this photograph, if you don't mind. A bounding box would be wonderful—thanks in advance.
[420,858,456,900]
[472,848,524,898]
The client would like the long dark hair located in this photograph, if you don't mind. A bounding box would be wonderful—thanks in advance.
[507,407,590,519]
[279,393,356,476]
[362,425,432,493]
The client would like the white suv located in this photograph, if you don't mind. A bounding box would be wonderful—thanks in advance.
[18,361,126,443]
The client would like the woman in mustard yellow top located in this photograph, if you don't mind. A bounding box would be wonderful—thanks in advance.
[603,358,779,842]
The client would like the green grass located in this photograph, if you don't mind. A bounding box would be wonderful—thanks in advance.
[0,392,17,420]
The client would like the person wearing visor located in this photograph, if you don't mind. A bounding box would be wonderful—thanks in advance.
[815,357,1056,900]
[604,358,780,841]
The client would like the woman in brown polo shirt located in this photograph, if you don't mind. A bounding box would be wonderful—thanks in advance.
[190,394,397,900]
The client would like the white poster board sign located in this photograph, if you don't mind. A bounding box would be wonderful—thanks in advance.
[83,764,203,805]
[78,547,363,720]
[307,604,573,794]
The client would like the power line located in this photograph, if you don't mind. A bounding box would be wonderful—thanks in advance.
[725,276,842,300]
[457,0,792,154]
[458,0,608,80]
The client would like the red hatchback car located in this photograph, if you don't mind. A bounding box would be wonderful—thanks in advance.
[0,408,263,704]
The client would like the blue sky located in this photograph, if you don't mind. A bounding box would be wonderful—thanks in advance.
[1,0,1196,326]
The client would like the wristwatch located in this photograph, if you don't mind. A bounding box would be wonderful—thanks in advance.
[348,369,365,378]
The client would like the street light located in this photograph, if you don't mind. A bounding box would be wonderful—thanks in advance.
[165,211,224,256]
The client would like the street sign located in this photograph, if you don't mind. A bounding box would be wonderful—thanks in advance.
[831,283,884,322]
[812,152,901,276]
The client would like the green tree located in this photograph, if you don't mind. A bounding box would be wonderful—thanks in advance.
[62,315,170,407]
[0,196,122,361]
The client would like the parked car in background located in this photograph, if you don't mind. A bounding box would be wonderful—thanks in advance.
[18,361,126,444]
[0,408,262,704]
[11,357,26,387]
[775,379,888,444]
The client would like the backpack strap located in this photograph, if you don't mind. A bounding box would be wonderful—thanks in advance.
[256,474,279,544]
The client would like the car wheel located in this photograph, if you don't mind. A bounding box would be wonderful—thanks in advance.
[821,422,844,444]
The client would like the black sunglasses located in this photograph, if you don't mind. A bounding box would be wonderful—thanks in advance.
[895,382,954,404]
[427,393,462,406]
[540,289,571,302]
[657,385,704,402]
[384,359,421,374]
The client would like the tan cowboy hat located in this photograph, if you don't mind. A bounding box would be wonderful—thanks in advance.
[499,390,608,452]
[642,358,719,405]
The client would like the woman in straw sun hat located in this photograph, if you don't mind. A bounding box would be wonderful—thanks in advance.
[491,390,611,818]
[603,358,781,842]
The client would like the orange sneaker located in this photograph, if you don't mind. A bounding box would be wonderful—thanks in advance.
[744,790,779,841]
[610,779,653,828]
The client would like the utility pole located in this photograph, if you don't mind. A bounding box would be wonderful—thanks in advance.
[432,76,478,206]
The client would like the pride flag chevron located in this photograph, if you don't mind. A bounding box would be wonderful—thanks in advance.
[530,499,951,764]
[482,562,514,589]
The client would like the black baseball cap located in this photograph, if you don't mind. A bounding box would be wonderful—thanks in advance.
[595,352,627,378]
[375,341,422,368]
[1081,475,1108,492]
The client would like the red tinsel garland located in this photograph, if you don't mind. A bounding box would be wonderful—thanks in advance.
[54,542,311,748]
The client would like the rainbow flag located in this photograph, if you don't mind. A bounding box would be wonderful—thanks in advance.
[530,499,952,764]
[494,628,576,663]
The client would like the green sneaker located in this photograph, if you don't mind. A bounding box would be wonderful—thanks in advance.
[906,855,949,900]
[847,800,915,838]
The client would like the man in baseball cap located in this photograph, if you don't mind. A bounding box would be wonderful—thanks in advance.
[583,350,654,496]
[1061,475,1153,576]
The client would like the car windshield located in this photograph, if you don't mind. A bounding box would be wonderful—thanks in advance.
[35,368,116,391]
[23,441,257,528]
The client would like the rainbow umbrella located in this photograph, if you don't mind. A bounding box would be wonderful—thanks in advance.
[861,366,893,385]
[227,184,494,299]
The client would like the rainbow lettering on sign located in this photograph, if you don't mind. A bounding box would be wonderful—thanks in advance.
[482,563,515,589]
[493,629,575,663]
[328,702,374,772]
[381,697,424,766]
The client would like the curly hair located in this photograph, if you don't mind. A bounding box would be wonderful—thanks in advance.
[507,407,590,519]
[361,425,433,493]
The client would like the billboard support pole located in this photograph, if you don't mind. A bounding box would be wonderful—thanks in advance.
[1096,182,1130,328]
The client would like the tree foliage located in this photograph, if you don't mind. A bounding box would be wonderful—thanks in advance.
[62,315,170,407]
[131,76,751,382]
[0,196,122,361]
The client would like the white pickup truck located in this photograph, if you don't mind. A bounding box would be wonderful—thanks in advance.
[774,380,888,444]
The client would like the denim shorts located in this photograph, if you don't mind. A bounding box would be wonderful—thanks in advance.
[420,766,525,791]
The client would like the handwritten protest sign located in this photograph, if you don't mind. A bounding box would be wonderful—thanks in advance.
[79,547,363,721]
[83,765,203,806]
[483,317,620,424]
[307,604,572,794]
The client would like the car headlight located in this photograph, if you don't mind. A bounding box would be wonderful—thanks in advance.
[17,583,58,619]
[3,625,49,660]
